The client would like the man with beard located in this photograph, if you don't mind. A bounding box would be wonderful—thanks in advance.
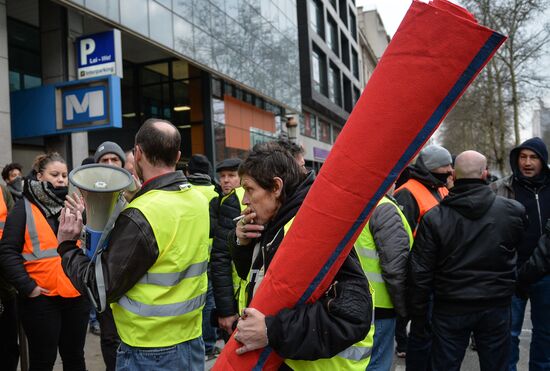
[491,137,550,371]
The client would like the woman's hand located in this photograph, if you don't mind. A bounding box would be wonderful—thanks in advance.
[29,285,49,298]
[57,207,83,243]
[234,308,268,355]
[65,193,85,215]
[235,211,263,246]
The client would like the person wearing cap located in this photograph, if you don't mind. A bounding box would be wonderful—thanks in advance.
[393,144,452,369]
[209,158,244,340]
[185,154,220,360]
[409,150,525,370]
[94,141,126,168]
[491,137,550,371]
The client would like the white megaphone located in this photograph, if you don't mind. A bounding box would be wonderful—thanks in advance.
[69,164,133,258]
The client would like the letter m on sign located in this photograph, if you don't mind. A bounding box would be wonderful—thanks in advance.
[64,88,105,124]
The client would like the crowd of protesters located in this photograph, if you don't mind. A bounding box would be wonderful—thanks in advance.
[0,117,548,371]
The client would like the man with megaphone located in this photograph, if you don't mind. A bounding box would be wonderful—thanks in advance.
[57,118,211,371]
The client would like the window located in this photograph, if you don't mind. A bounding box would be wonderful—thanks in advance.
[326,15,339,55]
[349,8,357,40]
[352,49,359,79]
[309,0,324,38]
[328,63,341,106]
[311,46,327,95]
[7,18,42,92]
[340,31,350,68]
[332,125,342,143]
[343,76,352,112]
[300,112,318,138]
[353,86,361,107]
[338,0,348,25]
[319,120,331,143]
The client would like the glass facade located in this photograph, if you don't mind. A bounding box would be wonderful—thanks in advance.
[68,0,301,112]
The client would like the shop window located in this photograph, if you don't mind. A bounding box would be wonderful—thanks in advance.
[300,112,317,138]
[319,120,331,143]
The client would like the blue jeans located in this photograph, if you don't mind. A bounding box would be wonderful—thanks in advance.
[509,275,550,371]
[432,306,511,371]
[116,337,204,371]
[202,280,217,354]
[367,318,396,371]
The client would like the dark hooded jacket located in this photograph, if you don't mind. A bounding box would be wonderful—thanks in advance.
[228,171,372,362]
[394,162,448,232]
[409,179,525,317]
[491,137,550,266]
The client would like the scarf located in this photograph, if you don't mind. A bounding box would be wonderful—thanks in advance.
[23,178,68,218]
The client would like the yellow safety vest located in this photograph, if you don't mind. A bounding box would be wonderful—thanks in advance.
[355,196,413,309]
[222,187,249,313]
[192,183,218,250]
[111,186,209,347]
[242,218,375,370]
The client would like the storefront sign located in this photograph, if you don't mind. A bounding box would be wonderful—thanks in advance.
[313,147,330,162]
[10,75,122,139]
[76,30,123,79]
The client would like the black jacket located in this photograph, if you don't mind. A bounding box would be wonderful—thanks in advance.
[58,172,190,304]
[394,163,448,232]
[228,171,372,361]
[409,179,525,317]
[518,220,550,286]
[491,137,550,267]
[0,187,21,299]
[210,188,242,317]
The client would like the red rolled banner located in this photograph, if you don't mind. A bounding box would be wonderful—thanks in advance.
[214,1,506,369]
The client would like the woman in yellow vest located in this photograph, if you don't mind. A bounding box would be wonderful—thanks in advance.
[228,141,373,370]
[0,153,89,370]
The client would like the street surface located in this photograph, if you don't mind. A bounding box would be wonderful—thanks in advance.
[52,305,532,370]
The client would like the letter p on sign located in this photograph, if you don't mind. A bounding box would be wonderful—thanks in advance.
[80,38,95,66]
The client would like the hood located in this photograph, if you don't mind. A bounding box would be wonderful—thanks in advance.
[510,137,550,179]
[186,173,212,186]
[441,179,495,219]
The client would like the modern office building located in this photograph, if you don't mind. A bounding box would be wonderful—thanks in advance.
[296,1,388,170]
[532,99,550,145]
[1,0,301,170]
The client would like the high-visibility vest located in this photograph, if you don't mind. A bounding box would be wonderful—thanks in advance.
[192,183,218,250]
[395,178,448,235]
[243,218,374,370]
[111,186,209,347]
[0,189,7,239]
[22,198,80,298]
[355,196,413,309]
[222,186,249,314]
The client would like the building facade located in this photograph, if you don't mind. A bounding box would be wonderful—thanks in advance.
[1,0,301,171]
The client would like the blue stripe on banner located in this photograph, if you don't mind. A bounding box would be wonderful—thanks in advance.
[253,31,505,369]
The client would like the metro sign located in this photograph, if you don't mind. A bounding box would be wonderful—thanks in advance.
[63,86,107,125]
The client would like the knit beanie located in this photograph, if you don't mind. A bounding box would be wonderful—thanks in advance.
[188,154,212,175]
[94,141,126,167]
[417,144,452,171]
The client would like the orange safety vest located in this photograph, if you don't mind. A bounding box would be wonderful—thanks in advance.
[0,189,7,239]
[22,198,80,298]
[396,178,448,235]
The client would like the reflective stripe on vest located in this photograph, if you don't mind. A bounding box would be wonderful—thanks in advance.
[355,196,413,309]
[395,179,448,235]
[111,186,209,348]
[0,189,7,238]
[21,198,80,298]
[286,285,375,370]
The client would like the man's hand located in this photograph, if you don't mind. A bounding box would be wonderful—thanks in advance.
[219,314,239,335]
[234,308,268,355]
[65,193,85,215]
[29,285,49,298]
[57,207,83,243]
[235,211,263,246]
[124,174,142,202]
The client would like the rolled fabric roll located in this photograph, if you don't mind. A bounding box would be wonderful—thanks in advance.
[214,1,506,369]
